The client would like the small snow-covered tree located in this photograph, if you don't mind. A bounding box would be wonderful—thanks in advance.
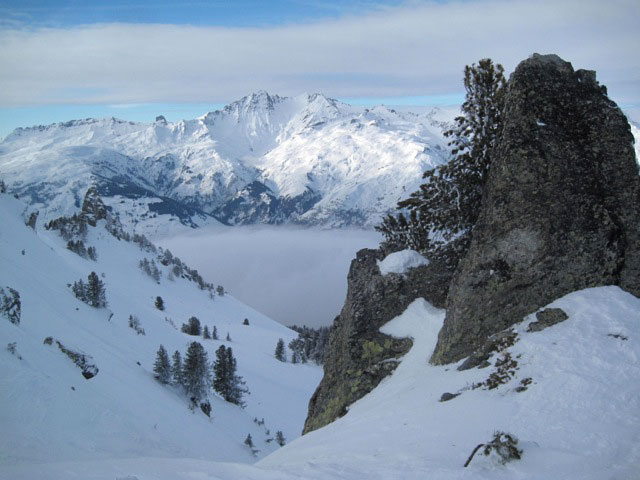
[288,337,306,364]
[153,345,171,384]
[275,430,286,447]
[274,338,286,362]
[213,345,248,407]
[212,325,218,340]
[242,318,250,326]
[226,332,231,342]
[72,279,87,302]
[171,350,183,386]
[181,316,202,336]
[182,341,211,402]
[203,325,211,339]
[0,287,21,325]
[244,433,254,448]
[155,296,165,311]
[72,272,106,307]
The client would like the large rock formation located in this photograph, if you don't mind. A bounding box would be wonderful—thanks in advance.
[305,53,640,433]
[303,248,453,434]
[430,54,640,364]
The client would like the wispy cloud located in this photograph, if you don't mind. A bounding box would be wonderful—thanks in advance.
[0,0,638,107]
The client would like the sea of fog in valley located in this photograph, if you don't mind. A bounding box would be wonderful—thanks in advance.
[156,226,381,328]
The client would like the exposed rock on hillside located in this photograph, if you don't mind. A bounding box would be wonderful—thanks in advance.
[431,54,640,364]
[303,248,454,434]
[306,53,640,434]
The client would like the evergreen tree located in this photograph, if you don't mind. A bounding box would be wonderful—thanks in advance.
[226,332,231,342]
[212,325,218,340]
[275,430,286,447]
[182,341,211,402]
[213,345,248,407]
[274,338,286,362]
[203,325,211,339]
[72,279,87,302]
[181,316,202,336]
[86,272,107,307]
[288,337,306,364]
[244,433,253,448]
[171,350,183,386]
[213,345,229,398]
[87,246,97,261]
[153,345,171,384]
[155,296,165,311]
[243,318,250,326]
[150,259,161,283]
[377,58,506,264]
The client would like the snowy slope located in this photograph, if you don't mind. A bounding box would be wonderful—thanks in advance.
[0,192,322,469]
[0,92,450,233]
[6,285,638,479]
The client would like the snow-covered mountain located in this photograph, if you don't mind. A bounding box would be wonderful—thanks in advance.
[0,92,450,234]
[0,190,322,467]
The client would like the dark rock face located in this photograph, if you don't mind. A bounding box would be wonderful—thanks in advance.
[303,248,454,434]
[527,308,568,333]
[431,54,640,365]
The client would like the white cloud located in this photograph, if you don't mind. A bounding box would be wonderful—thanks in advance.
[156,226,381,328]
[0,0,638,107]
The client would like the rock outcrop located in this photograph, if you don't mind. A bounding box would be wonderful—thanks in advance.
[431,54,640,364]
[305,53,640,433]
[303,248,454,434]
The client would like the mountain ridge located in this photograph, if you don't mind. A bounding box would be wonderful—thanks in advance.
[0,92,450,235]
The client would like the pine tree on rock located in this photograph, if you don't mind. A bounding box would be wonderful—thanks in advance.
[153,345,171,384]
[377,58,506,265]
[171,350,183,386]
[274,338,286,362]
[182,341,211,402]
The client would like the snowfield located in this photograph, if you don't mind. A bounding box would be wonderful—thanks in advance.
[3,187,638,480]
[0,192,322,473]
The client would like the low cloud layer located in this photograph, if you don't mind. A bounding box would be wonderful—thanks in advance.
[157,227,381,328]
[0,0,638,107]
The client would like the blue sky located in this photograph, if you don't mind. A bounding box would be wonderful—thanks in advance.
[0,0,638,138]
[0,1,408,28]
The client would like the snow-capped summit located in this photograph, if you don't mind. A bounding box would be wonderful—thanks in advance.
[0,92,451,234]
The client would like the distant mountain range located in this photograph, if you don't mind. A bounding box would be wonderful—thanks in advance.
[0,92,452,234]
